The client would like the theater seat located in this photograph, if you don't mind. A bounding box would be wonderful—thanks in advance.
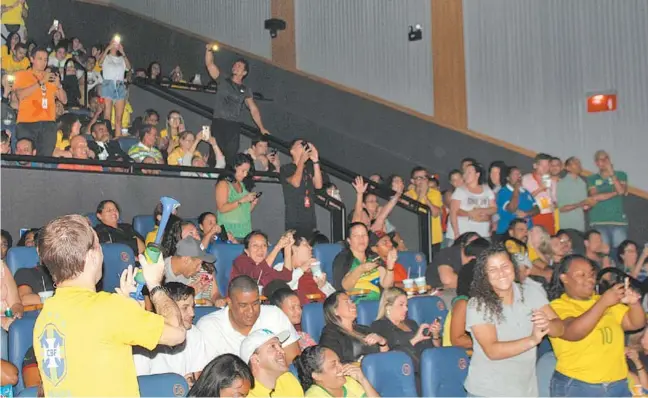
[85,212,99,227]
[208,244,244,296]
[289,363,299,378]
[138,373,189,397]
[16,387,38,397]
[421,347,469,397]
[101,243,136,294]
[301,303,325,343]
[397,251,427,278]
[118,136,139,154]
[133,215,156,240]
[408,295,448,326]
[8,313,38,394]
[313,243,343,279]
[537,336,553,359]
[6,247,39,275]
[356,300,380,326]
[194,306,219,324]
[361,351,418,397]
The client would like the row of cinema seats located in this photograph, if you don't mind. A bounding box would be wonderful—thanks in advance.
[9,311,470,397]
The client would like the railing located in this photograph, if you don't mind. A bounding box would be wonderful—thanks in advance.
[133,79,434,259]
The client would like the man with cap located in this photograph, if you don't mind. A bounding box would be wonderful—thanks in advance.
[164,237,215,300]
[197,275,300,365]
[368,231,407,283]
[240,329,304,397]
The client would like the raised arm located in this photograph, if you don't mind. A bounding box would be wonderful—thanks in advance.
[351,176,368,223]
[204,44,220,80]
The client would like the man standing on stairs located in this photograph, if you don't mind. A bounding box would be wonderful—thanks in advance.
[205,44,270,164]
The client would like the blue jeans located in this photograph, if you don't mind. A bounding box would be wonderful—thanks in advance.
[550,372,630,397]
[593,225,628,264]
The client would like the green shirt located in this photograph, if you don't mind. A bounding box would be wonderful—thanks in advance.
[557,174,588,231]
[586,171,628,226]
[216,181,252,239]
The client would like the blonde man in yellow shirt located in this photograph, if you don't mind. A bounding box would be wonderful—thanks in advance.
[406,166,443,251]
[548,254,645,397]
[33,214,187,397]
[1,0,28,42]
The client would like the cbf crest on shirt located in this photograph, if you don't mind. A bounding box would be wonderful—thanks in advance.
[38,323,67,386]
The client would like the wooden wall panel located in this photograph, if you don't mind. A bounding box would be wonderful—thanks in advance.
[271,0,296,70]
[431,0,467,129]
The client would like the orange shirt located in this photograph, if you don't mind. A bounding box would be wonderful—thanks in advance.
[14,70,57,123]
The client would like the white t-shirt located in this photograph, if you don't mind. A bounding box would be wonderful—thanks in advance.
[451,185,495,238]
[196,304,299,362]
[102,54,127,81]
[133,327,209,377]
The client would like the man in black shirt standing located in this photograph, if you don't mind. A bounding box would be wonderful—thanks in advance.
[280,139,323,238]
[204,44,271,164]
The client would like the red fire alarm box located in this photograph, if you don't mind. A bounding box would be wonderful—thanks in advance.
[587,93,617,113]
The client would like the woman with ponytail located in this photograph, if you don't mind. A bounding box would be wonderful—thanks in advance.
[294,345,378,397]
[547,254,644,397]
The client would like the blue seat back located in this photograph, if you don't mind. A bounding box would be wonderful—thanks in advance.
[138,373,189,397]
[536,351,556,398]
[194,306,220,325]
[421,347,469,397]
[101,243,136,293]
[313,243,343,279]
[6,247,39,275]
[397,251,427,278]
[289,363,298,378]
[361,351,418,397]
[208,244,244,296]
[85,212,99,227]
[301,303,325,343]
[133,215,156,240]
[356,300,380,326]
[118,136,139,154]
[408,295,448,326]
[537,336,553,359]
[9,314,38,393]
[16,387,38,397]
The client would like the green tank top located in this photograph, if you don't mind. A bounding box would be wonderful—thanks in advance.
[217,181,252,239]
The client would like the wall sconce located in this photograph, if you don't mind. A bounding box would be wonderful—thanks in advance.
[408,24,422,41]
[264,18,286,39]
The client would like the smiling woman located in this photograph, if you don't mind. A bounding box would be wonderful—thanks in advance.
[93,199,145,255]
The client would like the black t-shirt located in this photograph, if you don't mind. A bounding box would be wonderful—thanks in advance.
[14,266,55,293]
[212,77,253,121]
[370,318,433,366]
[426,245,463,288]
[279,162,317,230]
[456,259,476,298]
[319,323,380,364]
[94,223,142,255]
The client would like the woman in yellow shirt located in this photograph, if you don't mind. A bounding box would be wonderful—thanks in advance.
[295,345,379,398]
[53,113,81,156]
[167,131,202,166]
[547,254,645,397]
[159,110,184,152]
[1,32,21,58]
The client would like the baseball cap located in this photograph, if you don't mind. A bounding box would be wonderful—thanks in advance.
[175,237,216,263]
[240,329,291,364]
[369,231,395,248]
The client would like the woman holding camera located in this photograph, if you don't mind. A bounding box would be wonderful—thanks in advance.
[215,153,258,241]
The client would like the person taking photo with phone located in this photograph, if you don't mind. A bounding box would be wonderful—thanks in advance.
[13,46,67,156]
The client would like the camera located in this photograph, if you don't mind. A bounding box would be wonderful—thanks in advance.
[301,141,311,151]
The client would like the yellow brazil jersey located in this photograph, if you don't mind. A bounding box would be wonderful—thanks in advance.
[145,226,158,246]
[349,258,381,302]
[55,130,70,151]
[549,293,629,384]
[248,371,304,397]
[406,188,443,245]
[159,128,180,149]
[442,309,453,347]
[167,148,201,166]
[111,101,133,129]
[34,287,164,397]
[1,0,27,25]
[306,376,367,397]
[1,54,30,73]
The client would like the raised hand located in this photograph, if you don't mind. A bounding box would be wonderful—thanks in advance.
[621,277,641,305]
[115,265,138,298]
[600,284,624,308]
[352,176,368,195]
[138,253,165,289]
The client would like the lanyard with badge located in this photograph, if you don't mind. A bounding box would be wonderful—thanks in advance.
[35,73,48,110]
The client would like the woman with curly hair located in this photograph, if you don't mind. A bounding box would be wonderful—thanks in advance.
[547,254,645,397]
[464,244,564,397]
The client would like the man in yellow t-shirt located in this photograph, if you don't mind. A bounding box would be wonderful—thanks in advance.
[1,0,28,40]
[33,214,187,397]
[241,329,304,397]
[1,42,29,73]
[406,166,443,251]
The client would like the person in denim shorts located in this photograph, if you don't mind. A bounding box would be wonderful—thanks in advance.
[98,37,131,136]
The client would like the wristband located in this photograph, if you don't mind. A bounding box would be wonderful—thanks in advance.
[313,161,320,165]
[637,367,645,371]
